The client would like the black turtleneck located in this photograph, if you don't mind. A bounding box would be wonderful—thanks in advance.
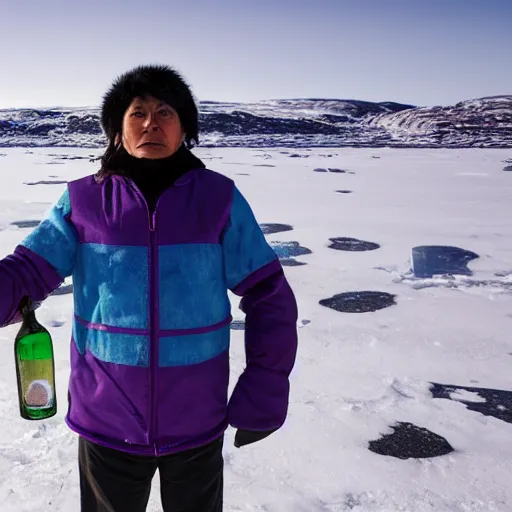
[119,145,205,213]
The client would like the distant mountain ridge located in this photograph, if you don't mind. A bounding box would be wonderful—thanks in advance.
[0,95,510,148]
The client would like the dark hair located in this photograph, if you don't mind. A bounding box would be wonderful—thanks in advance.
[96,140,130,182]
[96,64,199,181]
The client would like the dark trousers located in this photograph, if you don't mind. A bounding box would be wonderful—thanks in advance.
[79,436,223,512]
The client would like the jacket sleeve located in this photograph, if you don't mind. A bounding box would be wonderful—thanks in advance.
[0,188,77,327]
[223,186,298,432]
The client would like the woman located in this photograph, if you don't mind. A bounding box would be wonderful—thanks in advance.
[0,65,298,511]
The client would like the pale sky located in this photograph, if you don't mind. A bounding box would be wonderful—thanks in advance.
[1,0,511,109]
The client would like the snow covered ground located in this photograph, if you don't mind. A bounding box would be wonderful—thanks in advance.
[0,146,511,511]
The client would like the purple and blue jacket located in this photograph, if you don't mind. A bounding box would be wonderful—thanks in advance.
[0,167,298,456]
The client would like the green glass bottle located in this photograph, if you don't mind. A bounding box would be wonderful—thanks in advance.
[14,298,57,420]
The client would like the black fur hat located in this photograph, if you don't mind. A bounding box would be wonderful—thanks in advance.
[100,64,199,147]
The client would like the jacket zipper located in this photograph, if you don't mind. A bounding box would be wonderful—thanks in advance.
[149,206,160,455]
[124,179,161,455]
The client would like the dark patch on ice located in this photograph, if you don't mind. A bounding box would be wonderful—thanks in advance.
[47,161,65,165]
[0,153,6,157]
[268,240,311,266]
[411,246,479,278]
[314,167,355,174]
[368,422,454,459]
[47,154,90,161]
[281,259,307,267]
[11,220,41,229]
[230,320,245,330]
[270,241,312,262]
[314,167,348,173]
[328,237,380,252]
[372,156,381,159]
[49,320,65,328]
[235,173,250,176]
[24,180,67,186]
[289,153,309,158]
[503,165,512,172]
[320,291,396,313]
[260,223,293,235]
[253,164,276,167]
[50,284,73,296]
[335,190,353,194]
[430,383,512,424]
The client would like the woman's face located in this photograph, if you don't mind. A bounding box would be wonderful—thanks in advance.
[121,95,184,159]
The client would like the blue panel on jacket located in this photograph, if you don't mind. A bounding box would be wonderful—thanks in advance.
[20,188,77,278]
[159,325,230,367]
[222,186,277,290]
[158,243,230,330]
[73,320,149,367]
[73,243,149,329]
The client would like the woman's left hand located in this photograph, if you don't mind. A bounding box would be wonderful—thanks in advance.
[234,428,277,448]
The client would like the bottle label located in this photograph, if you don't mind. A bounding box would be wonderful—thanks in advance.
[24,379,54,409]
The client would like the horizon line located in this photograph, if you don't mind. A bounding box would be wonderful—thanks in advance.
[0,94,511,112]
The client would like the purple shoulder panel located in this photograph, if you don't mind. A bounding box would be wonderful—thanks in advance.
[155,169,234,245]
[67,175,150,246]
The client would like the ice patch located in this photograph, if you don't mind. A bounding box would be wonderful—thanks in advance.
[328,237,380,252]
[320,291,397,313]
[368,422,454,459]
[260,223,293,235]
[449,389,486,403]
